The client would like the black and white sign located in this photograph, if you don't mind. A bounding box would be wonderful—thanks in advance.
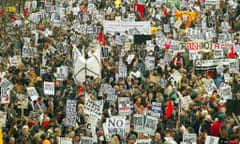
[204,80,217,95]
[84,99,103,119]
[118,64,128,78]
[65,99,77,127]
[56,66,68,81]
[106,116,125,129]
[144,116,158,136]
[43,81,55,95]
[145,56,155,70]
[118,97,131,116]
[133,114,144,132]
[149,102,162,118]
[59,137,72,144]
[27,87,39,101]
[183,133,197,144]
[205,136,219,144]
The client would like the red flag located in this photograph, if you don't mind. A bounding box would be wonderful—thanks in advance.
[229,46,235,59]
[134,4,145,18]
[164,100,173,121]
[23,8,29,17]
[11,16,17,21]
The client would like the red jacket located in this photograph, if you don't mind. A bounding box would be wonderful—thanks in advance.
[210,120,223,136]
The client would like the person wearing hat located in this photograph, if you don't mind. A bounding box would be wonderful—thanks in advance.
[127,133,137,144]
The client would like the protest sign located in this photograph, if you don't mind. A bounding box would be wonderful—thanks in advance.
[135,139,152,144]
[0,78,13,104]
[16,94,28,109]
[144,116,158,136]
[65,99,77,127]
[118,97,131,116]
[106,116,126,129]
[98,84,112,98]
[145,56,155,71]
[59,137,72,144]
[0,111,6,128]
[219,85,232,101]
[105,87,117,101]
[43,81,55,95]
[22,46,37,58]
[9,56,22,67]
[181,96,192,110]
[86,114,98,129]
[183,133,197,144]
[168,70,182,86]
[27,87,39,101]
[118,64,128,79]
[149,102,162,118]
[216,64,224,74]
[205,136,219,144]
[204,79,217,96]
[101,47,109,58]
[133,114,144,132]
[79,137,93,144]
[84,99,103,119]
[56,66,68,81]
[125,120,130,133]
[228,59,239,73]
[214,49,224,59]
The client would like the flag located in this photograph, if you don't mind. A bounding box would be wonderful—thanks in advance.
[229,46,235,59]
[134,4,145,18]
[164,100,173,121]
[0,127,3,144]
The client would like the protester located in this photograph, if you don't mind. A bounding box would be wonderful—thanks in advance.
[0,0,240,144]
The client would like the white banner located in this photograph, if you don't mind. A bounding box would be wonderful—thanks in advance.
[103,21,151,34]
[43,81,55,95]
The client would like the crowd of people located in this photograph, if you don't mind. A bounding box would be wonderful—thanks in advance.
[0,0,240,144]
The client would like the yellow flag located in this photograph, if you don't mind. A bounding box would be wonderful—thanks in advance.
[0,127,3,144]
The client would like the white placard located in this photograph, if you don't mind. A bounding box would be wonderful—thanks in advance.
[144,116,158,136]
[43,81,55,95]
[84,99,103,119]
[59,137,72,144]
[183,133,197,144]
[118,97,131,116]
[133,114,144,133]
[205,136,219,144]
[27,87,39,101]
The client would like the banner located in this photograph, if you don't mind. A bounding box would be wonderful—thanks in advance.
[84,99,103,119]
[183,133,197,144]
[144,116,158,136]
[43,81,55,95]
[133,114,144,132]
[103,21,151,34]
[27,87,39,101]
[118,97,131,116]
[65,99,77,127]
[73,46,101,83]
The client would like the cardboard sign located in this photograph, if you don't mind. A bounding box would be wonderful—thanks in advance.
[43,81,55,95]
[133,114,144,132]
[118,97,131,116]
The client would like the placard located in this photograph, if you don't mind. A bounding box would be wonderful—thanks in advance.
[27,87,39,101]
[149,102,162,118]
[84,99,103,119]
[145,56,155,70]
[43,81,55,95]
[106,116,125,129]
[144,116,158,136]
[214,49,224,59]
[181,96,192,110]
[56,66,68,81]
[135,139,152,144]
[204,80,217,96]
[0,111,7,128]
[183,133,197,144]
[118,97,131,116]
[133,114,144,132]
[0,79,12,104]
[105,87,117,101]
[205,136,219,144]
[65,99,77,127]
[118,64,128,78]
[59,137,72,144]
[79,137,93,144]
[16,93,28,109]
